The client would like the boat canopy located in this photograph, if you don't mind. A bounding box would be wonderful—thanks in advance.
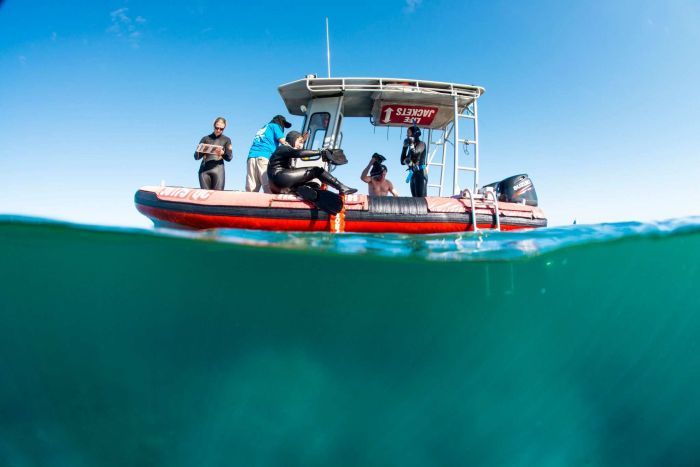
[278,76,486,196]
[278,77,485,130]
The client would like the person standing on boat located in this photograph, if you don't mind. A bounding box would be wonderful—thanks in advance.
[246,115,292,193]
[267,131,357,195]
[400,125,428,197]
[194,117,233,190]
[361,154,398,196]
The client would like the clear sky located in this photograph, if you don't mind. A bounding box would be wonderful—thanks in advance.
[1,0,699,227]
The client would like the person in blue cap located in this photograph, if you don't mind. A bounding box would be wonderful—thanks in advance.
[246,115,292,192]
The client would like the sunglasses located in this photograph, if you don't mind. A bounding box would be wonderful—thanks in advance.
[214,126,225,131]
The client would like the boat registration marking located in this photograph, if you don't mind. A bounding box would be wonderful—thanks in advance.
[158,187,211,201]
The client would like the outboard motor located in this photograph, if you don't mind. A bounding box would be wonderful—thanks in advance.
[499,174,538,206]
[480,180,501,195]
[481,174,538,206]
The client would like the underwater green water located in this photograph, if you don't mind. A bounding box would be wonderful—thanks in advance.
[1,216,700,466]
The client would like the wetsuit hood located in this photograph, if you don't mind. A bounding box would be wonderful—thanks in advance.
[409,124,422,141]
[285,131,303,147]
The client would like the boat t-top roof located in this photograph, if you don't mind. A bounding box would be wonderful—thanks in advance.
[278,77,485,129]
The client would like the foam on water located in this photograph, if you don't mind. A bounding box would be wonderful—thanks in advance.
[211,217,700,261]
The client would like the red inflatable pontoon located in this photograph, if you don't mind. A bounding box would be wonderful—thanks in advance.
[135,186,546,233]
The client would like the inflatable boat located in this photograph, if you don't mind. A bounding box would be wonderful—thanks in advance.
[136,76,547,232]
[135,185,546,233]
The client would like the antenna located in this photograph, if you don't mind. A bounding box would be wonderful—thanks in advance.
[325,17,331,77]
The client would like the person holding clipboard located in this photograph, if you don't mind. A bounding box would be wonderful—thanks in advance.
[194,117,233,190]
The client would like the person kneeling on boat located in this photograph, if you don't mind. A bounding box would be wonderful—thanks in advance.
[267,131,357,198]
[400,125,427,197]
[361,153,398,197]
[194,117,233,190]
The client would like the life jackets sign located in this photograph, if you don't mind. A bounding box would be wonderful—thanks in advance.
[378,104,439,126]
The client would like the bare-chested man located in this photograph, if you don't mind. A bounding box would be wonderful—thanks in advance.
[360,154,398,196]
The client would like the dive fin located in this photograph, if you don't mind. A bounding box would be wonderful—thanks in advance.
[296,184,343,214]
[295,184,318,201]
[314,190,343,215]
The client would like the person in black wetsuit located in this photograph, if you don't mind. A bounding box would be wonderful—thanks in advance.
[267,131,357,195]
[400,125,428,197]
[194,117,233,190]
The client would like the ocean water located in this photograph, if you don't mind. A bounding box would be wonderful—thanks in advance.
[1,215,700,467]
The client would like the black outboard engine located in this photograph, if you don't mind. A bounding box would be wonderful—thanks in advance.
[499,174,538,206]
[481,180,501,195]
[481,174,538,206]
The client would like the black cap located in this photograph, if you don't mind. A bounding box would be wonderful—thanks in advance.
[285,131,303,146]
[272,115,292,129]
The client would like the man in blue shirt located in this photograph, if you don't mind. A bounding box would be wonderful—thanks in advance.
[246,115,292,192]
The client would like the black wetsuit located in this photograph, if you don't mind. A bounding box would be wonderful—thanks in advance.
[401,139,428,197]
[194,133,233,190]
[267,146,330,192]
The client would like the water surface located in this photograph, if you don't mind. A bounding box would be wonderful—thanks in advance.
[1,216,699,466]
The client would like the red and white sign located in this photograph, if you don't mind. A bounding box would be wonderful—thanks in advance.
[379,105,439,125]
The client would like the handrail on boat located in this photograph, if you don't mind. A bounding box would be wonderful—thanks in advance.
[302,77,483,99]
[461,188,478,233]
[484,189,501,231]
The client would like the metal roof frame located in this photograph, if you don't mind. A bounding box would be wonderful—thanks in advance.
[278,77,485,120]
[278,76,486,196]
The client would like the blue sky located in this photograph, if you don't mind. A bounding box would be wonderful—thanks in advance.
[1,0,699,227]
